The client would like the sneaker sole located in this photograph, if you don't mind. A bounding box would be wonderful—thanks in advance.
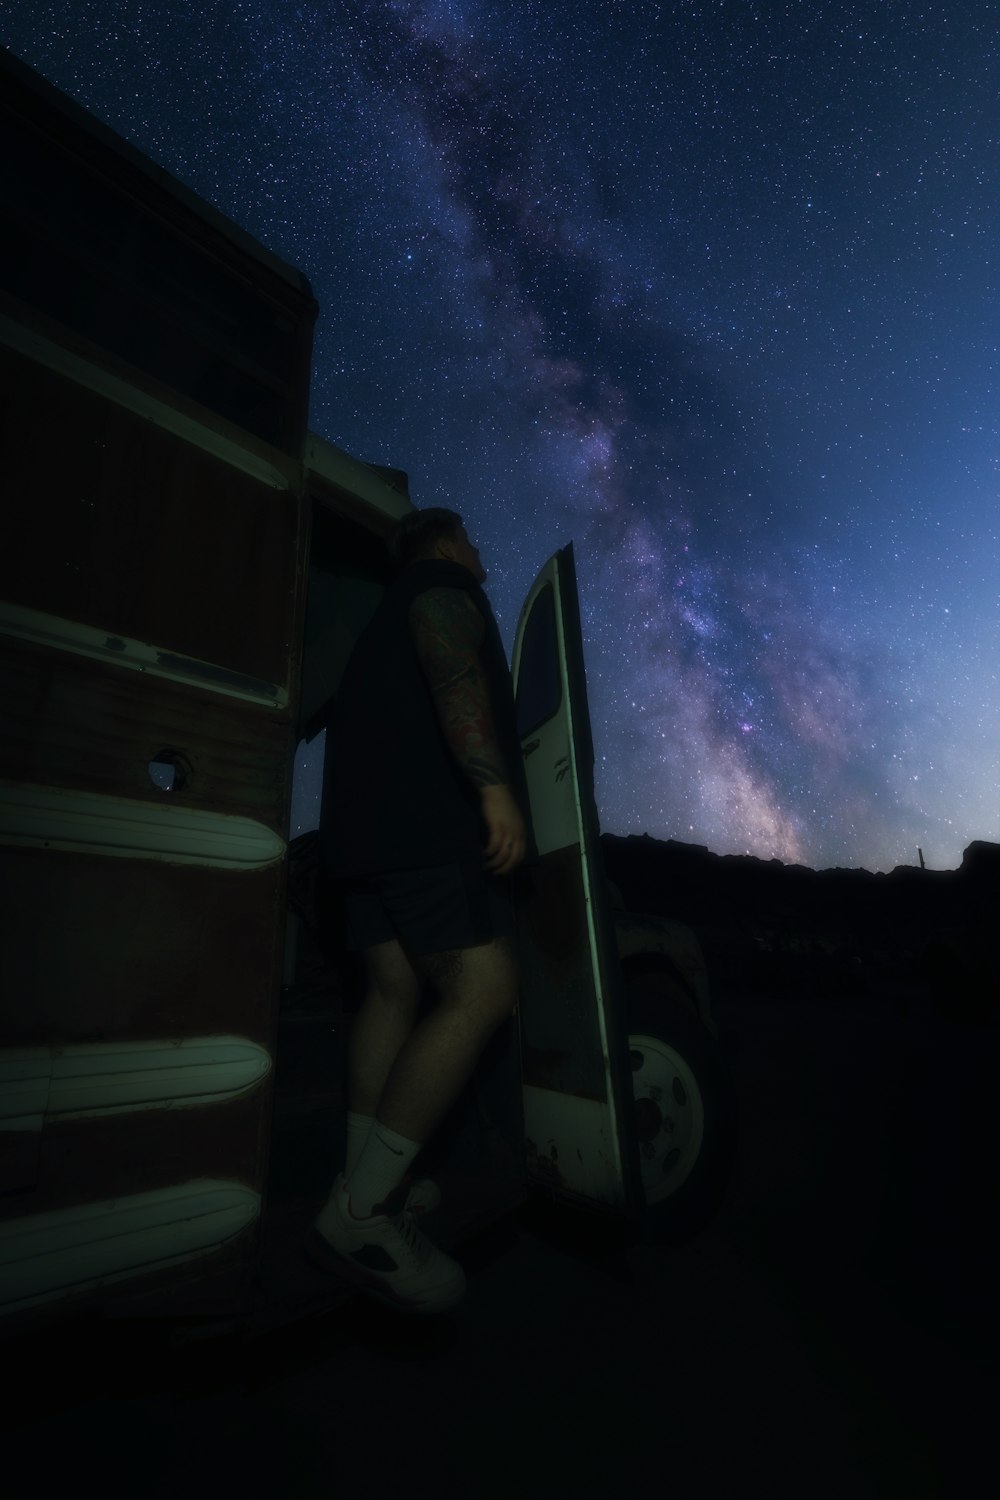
[303,1227,466,1316]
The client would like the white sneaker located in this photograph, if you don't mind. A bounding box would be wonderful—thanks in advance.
[306,1179,466,1315]
[331,1170,442,1218]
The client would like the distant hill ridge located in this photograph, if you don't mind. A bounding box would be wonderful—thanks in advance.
[599,834,998,1021]
[601,832,1000,883]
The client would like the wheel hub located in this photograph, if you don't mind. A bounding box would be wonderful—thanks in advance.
[628,1033,705,1204]
[633,1093,663,1141]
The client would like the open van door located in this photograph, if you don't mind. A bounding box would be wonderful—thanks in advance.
[511,544,645,1224]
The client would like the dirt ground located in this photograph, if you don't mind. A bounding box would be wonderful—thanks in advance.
[4,986,993,1499]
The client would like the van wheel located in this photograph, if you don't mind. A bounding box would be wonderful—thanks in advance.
[624,982,739,1245]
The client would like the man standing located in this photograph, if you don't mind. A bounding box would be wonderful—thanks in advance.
[309,507,538,1314]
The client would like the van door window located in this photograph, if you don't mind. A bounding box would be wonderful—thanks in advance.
[514,582,561,738]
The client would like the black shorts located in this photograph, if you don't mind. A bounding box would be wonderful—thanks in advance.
[337,860,516,957]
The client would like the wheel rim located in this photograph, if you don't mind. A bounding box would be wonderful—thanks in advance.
[628,1032,706,1205]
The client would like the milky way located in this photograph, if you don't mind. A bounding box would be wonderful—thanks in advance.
[5,0,997,870]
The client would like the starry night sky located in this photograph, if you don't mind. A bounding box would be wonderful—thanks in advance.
[4,1,997,871]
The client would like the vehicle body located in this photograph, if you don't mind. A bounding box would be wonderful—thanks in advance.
[0,49,736,1342]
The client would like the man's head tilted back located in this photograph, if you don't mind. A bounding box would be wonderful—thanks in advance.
[389,507,487,585]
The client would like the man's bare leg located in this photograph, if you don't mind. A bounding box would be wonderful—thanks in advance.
[328,935,518,1219]
[346,939,424,1120]
[373,935,519,1146]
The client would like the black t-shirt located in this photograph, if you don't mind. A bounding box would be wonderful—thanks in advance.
[318,558,539,877]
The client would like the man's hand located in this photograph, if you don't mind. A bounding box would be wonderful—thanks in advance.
[480,784,527,877]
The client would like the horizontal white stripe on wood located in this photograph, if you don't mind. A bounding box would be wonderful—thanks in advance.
[0,1179,260,1311]
[0,780,286,867]
[0,309,291,490]
[1,601,287,708]
[0,1037,272,1127]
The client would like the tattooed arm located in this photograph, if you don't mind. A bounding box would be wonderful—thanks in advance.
[408,586,529,874]
[407,586,511,791]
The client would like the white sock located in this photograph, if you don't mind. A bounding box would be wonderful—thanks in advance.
[347,1121,423,1218]
[344,1110,375,1180]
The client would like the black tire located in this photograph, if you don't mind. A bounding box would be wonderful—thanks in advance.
[623,981,739,1245]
